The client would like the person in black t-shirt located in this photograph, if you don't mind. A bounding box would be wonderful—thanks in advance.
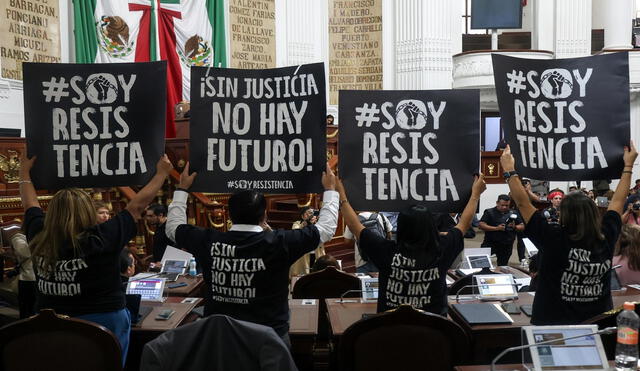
[335,174,486,315]
[501,143,637,325]
[479,194,524,266]
[20,153,173,363]
[145,204,172,263]
[166,163,339,346]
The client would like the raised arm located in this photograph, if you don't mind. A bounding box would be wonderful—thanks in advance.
[19,153,38,211]
[500,145,537,224]
[125,155,173,221]
[609,142,638,216]
[314,164,339,243]
[454,174,486,234]
[335,178,365,240]
[166,162,197,242]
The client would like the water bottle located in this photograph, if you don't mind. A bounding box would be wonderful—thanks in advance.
[188,257,197,276]
[616,302,639,371]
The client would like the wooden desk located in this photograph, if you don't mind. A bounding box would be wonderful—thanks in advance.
[325,299,377,337]
[448,287,640,364]
[162,275,204,297]
[126,297,202,370]
[289,299,319,371]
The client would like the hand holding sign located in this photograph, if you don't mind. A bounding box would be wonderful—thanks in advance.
[322,163,336,191]
[472,173,487,197]
[19,152,36,183]
[624,141,638,168]
[178,162,198,190]
[156,154,173,177]
[500,145,516,172]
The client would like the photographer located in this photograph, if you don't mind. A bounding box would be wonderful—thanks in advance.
[290,207,325,277]
[544,190,564,224]
[479,194,524,266]
[623,200,640,225]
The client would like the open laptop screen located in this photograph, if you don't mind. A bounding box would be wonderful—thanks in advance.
[467,254,493,269]
[162,259,187,274]
[474,274,517,300]
[127,278,165,302]
[524,325,609,371]
[361,277,379,301]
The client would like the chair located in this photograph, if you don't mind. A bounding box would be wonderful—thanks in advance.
[141,314,296,371]
[292,266,361,300]
[0,309,122,371]
[339,305,470,371]
[292,267,361,342]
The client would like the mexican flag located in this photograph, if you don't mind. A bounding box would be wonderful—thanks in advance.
[73,0,226,138]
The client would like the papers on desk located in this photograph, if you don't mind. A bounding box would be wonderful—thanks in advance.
[162,246,193,262]
[628,284,640,291]
[446,276,454,285]
[301,299,316,305]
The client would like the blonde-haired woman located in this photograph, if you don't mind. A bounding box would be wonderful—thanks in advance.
[613,224,640,285]
[20,153,172,364]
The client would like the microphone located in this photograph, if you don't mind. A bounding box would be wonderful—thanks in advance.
[454,283,520,302]
[543,210,551,219]
[339,289,364,303]
[490,326,617,371]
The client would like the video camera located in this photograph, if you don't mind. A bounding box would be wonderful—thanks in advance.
[503,213,518,232]
[633,203,640,211]
[544,208,560,224]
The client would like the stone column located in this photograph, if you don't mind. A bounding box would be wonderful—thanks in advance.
[393,0,461,89]
[554,0,592,58]
[603,0,633,50]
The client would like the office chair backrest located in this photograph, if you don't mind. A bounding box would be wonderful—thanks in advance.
[339,305,470,371]
[0,309,122,371]
[292,266,361,300]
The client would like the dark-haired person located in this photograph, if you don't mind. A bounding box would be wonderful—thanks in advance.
[290,206,325,277]
[310,254,341,273]
[335,174,486,314]
[613,224,640,285]
[166,163,339,346]
[145,203,171,263]
[479,194,524,266]
[120,248,136,288]
[500,143,637,325]
[21,153,173,363]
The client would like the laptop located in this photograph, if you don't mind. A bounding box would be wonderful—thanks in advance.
[126,277,166,302]
[466,254,494,270]
[159,259,187,282]
[361,277,379,302]
[523,325,609,371]
[125,294,153,325]
[474,274,518,301]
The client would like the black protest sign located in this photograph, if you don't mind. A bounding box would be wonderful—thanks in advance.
[189,63,326,193]
[23,62,167,189]
[492,53,630,180]
[339,90,480,212]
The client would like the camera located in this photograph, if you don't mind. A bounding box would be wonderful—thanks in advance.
[312,209,320,217]
[633,203,640,211]
[544,208,560,224]
[504,213,518,232]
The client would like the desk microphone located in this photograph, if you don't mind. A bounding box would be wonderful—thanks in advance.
[454,283,520,302]
[339,289,364,303]
[490,326,616,371]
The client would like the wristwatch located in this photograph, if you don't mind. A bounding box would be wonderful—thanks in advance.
[503,170,518,180]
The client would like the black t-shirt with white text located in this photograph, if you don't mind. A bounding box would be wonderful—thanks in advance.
[480,207,522,244]
[359,227,464,314]
[525,210,620,325]
[174,224,320,336]
[24,207,136,316]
